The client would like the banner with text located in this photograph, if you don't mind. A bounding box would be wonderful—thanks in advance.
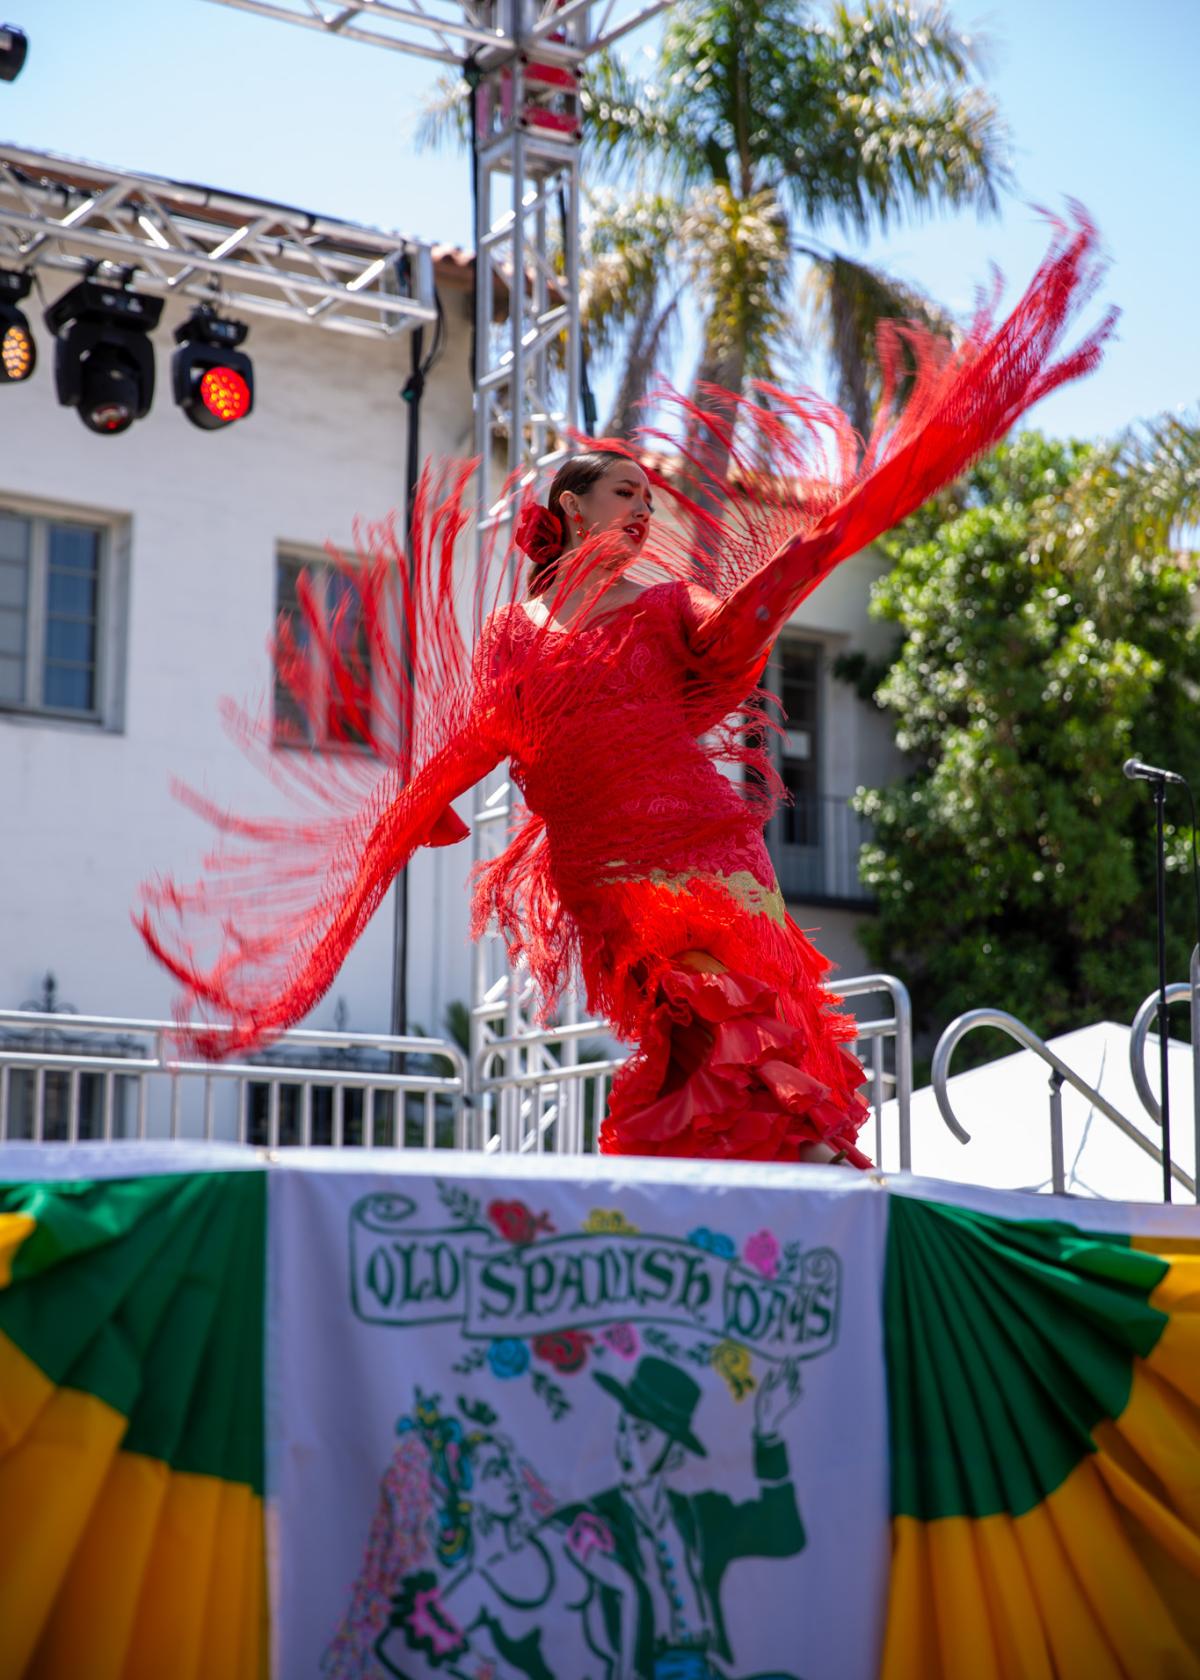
[271,1166,891,1680]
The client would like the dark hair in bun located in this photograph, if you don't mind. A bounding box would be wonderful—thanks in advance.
[519,451,620,595]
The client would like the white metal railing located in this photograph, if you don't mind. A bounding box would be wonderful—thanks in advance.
[0,1013,467,1148]
[472,973,914,1161]
[0,974,913,1161]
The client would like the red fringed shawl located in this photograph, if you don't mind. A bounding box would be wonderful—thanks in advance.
[137,215,1114,1057]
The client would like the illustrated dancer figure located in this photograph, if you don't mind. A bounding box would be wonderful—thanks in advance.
[138,216,1112,1168]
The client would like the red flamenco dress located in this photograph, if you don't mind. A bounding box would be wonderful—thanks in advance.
[137,217,1112,1168]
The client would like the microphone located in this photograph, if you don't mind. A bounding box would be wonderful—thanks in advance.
[1123,757,1185,786]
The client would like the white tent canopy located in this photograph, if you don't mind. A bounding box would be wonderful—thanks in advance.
[880,1021,1196,1201]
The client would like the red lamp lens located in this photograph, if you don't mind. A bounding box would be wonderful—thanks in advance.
[91,402,132,432]
[200,366,251,424]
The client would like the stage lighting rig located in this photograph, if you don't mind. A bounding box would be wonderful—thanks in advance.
[44,274,162,435]
[0,269,35,383]
[0,23,27,82]
[172,306,254,430]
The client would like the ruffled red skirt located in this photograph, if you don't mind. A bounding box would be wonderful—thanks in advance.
[598,955,872,1167]
[476,851,873,1167]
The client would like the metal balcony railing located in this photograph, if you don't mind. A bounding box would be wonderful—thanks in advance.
[769,795,874,906]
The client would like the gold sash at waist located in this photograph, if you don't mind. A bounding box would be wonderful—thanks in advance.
[594,863,786,926]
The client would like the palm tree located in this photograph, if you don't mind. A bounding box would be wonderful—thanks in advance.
[421,0,1008,449]
[1031,411,1200,629]
[580,0,1008,441]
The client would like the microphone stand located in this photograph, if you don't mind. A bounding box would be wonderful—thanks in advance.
[1152,778,1173,1203]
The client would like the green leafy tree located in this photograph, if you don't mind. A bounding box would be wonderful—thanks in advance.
[853,428,1200,1053]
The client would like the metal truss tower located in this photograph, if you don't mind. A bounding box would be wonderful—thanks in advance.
[29,0,667,1140]
[202,0,672,1143]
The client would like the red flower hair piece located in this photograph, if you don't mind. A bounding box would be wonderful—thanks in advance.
[514,501,566,564]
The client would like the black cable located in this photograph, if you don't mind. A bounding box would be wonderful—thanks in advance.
[390,261,444,1045]
[1152,779,1173,1202]
[467,64,480,395]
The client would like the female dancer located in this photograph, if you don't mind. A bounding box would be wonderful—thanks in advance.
[138,217,1112,1167]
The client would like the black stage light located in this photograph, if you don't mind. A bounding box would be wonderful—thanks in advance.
[44,277,163,434]
[0,269,35,383]
[172,305,254,430]
[0,23,27,83]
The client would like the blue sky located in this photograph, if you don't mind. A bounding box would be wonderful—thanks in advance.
[4,0,1198,439]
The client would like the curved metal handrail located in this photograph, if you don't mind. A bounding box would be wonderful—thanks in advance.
[931,1007,1195,1199]
[1128,949,1200,1164]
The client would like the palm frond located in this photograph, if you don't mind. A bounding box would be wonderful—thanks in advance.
[603,293,681,438]
[803,251,957,436]
[775,2,1010,234]
[414,71,472,153]
[826,0,992,85]
[581,48,713,190]
[682,185,792,380]
[579,190,682,360]
[1034,413,1200,577]
[580,192,684,435]
[808,84,1010,232]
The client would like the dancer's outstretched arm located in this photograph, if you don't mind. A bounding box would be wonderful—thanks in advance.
[138,470,514,1060]
[684,216,1113,695]
[138,717,504,1059]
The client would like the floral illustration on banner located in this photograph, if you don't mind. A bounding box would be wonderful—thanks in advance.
[564,1511,616,1563]
[434,1180,481,1229]
[687,1225,737,1259]
[532,1329,594,1374]
[351,1192,842,1428]
[487,1198,554,1245]
[743,1228,781,1279]
[486,1338,530,1381]
[387,1571,467,1664]
[712,1339,757,1401]
[600,1323,639,1361]
[582,1207,639,1236]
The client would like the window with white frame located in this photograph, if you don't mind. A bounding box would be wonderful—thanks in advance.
[775,637,821,847]
[274,551,372,749]
[0,508,110,721]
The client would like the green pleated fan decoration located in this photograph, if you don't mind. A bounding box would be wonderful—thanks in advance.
[884,1196,1170,1522]
[0,1171,266,1490]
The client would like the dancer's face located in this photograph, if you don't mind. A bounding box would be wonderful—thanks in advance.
[561,462,654,563]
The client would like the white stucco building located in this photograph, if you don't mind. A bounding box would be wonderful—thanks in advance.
[0,147,903,1048]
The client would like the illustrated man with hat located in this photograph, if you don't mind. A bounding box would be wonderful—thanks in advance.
[556,1353,805,1680]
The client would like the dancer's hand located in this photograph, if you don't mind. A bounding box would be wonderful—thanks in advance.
[754,1357,802,1437]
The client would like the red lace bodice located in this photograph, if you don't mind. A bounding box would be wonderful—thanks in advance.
[493,582,778,897]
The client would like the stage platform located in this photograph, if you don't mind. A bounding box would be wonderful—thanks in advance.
[2,1143,1198,1678]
